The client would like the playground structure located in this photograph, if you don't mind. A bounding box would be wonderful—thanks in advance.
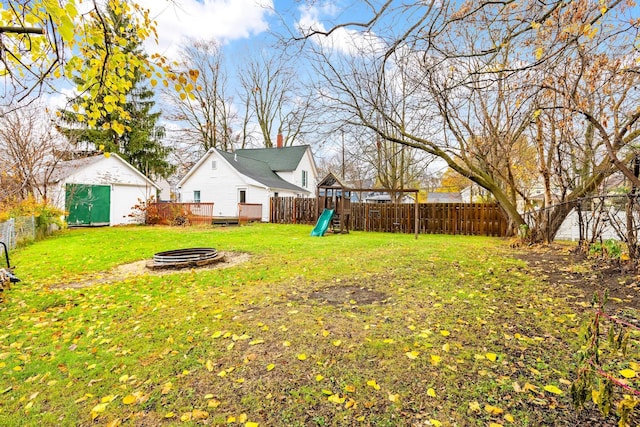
[315,173,420,238]
[316,173,352,234]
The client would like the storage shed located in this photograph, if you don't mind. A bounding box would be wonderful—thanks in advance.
[48,153,160,226]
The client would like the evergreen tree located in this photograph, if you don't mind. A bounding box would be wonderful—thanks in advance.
[57,2,174,179]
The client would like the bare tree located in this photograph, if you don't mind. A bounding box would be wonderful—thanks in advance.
[238,52,316,147]
[0,103,69,203]
[163,39,241,159]
[299,0,639,238]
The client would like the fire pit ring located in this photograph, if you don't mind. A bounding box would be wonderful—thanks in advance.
[147,247,224,270]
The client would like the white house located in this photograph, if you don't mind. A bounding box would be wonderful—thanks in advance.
[177,145,318,221]
[48,153,160,226]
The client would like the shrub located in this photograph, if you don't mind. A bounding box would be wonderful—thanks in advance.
[0,195,66,238]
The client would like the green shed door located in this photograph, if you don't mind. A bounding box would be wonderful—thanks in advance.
[65,184,111,226]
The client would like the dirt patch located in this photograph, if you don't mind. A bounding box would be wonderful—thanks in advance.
[50,252,251,290]
[514,244,640,312]
[306,284,389,306]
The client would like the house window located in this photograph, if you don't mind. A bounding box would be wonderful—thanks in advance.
[239,189,246,204]
[274,192,279,198]
[211,160,217,170]
[193,190,201,203]
[302,170,308,188]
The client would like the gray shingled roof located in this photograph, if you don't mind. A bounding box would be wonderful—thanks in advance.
[233,146,309,172]
[217,150,309,193]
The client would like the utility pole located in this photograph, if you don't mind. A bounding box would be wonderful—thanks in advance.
[341,130,345,180]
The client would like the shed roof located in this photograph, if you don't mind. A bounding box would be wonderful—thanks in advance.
[48,155,104,183]
[48,153,160,189]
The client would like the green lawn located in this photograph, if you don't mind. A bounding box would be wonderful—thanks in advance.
[0,224,589,426]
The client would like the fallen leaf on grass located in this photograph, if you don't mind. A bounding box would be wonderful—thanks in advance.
[430,354,441,366]
[485,404,504,415]
[469,401,481,412]
[328,394,346,404]
[367,380,381,390]
[620,369,636,379]
[90,402,108,420]
[266,364,275,371]
[297,353,307,361]
[192,409,208,420]
[427,388,437,398]
[122,395,137,405]
[406,351,420,360]
[543,384,563,395]
[486,353,497,362]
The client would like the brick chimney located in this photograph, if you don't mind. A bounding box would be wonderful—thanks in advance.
[276,133,283,148]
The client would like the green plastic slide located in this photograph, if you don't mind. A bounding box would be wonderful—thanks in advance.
[310,209,334,236]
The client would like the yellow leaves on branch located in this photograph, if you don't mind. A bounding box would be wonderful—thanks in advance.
[5,0,198,135]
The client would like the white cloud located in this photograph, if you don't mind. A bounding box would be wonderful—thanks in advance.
[138,0,274,58]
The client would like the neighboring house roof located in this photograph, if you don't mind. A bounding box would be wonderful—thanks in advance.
[364,193,415,203]
[48,153,160,190]
[217,150,309,193]
[234,145,310,172]
[427,192,463,203]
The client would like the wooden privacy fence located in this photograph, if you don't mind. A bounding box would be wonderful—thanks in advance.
[270,197,508,237]
[270,197,318,225]
[147,202,215,225]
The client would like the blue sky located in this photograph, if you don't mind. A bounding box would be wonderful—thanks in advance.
[140,0,326,58]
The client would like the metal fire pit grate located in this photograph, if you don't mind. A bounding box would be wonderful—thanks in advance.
[153,247,218,264]
[147,247,223,270]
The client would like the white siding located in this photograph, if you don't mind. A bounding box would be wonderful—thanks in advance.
[110,184,156,225]
[275,148,318,195]
[178,151,258,218]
